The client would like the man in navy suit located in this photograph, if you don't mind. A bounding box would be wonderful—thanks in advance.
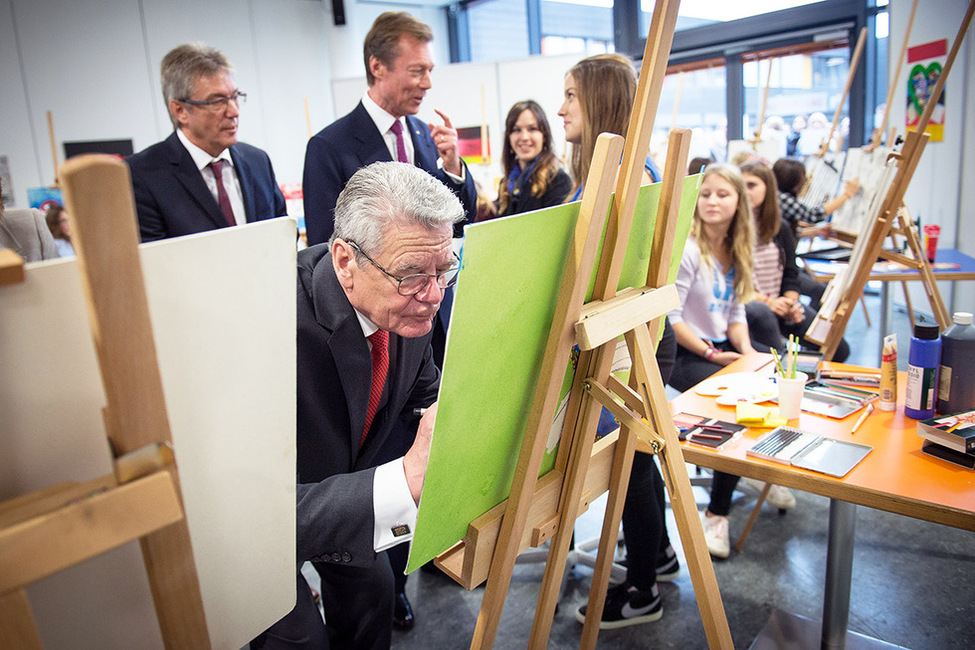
[301,11,477,247]
[127,43,286,242]
[254,162,461,650]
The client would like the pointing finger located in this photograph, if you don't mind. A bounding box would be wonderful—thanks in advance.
[433,108,453,128]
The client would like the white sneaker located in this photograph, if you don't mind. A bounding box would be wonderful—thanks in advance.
[701,513,730,559]
[765,485,796,510]
[741,478,796,510]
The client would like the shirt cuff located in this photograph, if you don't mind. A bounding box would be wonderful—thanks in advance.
[373,458,419,552]
[437,158,466,183]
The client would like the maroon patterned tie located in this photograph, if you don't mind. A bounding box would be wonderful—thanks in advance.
[389,120,409,163]
[208,160,236,226]
[361,329,389,447]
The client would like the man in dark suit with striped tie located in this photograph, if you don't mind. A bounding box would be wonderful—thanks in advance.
[127,43,286,242]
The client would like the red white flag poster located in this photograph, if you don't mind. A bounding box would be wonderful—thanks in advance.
[906,39,946,142]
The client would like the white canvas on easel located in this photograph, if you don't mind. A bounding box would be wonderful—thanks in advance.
[0,218,297,649]
[831,146,895,235]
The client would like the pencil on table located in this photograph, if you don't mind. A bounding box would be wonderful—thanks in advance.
[851,403,874,434]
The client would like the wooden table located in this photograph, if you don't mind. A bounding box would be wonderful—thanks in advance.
[803,247,975,355]
[669,353,975,649]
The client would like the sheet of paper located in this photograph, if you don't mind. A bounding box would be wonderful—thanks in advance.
[408,178,699,573]
[0,218,297,649]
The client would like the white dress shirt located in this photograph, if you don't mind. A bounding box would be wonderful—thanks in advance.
[176,129,246,226]
[352,308,421,552]
[361,92,465,183]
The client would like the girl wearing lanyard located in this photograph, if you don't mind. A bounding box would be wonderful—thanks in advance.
[495,100,571,217]
[668,163,775,559]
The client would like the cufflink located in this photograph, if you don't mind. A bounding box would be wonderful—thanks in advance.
[391,524,411,537]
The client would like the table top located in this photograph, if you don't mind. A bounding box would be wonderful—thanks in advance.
[669,353,975,532]
[803,247,975,282]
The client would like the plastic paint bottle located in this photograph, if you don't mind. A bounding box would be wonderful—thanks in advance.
[937,312,975,414]
[904,318,941,420]
[879,334,898,411]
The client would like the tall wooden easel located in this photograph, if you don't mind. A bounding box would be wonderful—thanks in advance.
[432,2,734,648]
[807,1,974,359]
[0,157,210,648]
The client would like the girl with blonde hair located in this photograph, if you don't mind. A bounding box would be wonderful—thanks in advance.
[667,163,759,559]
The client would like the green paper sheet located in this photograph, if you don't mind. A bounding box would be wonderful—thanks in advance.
[407,176,700,573]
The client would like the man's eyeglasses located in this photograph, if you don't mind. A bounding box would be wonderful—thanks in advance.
[178,91,247,111]
[348,241,459,297]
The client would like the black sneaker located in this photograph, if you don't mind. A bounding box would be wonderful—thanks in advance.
[655,545,680,581]
[574,582,662,630]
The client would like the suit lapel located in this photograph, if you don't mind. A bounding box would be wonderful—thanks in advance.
[407,115,439,174]
[311,255,373,460]
[166,133,227,229]
[351,103,395,167]
[230,146,255,223]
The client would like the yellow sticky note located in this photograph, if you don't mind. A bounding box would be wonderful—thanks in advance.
[736,402,771,424]
[750,408,788,429]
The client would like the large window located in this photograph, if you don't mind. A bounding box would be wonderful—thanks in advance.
[640,0,828,35]
[652,61,727,162]
[742,41,854,157]
[453,1,884,158]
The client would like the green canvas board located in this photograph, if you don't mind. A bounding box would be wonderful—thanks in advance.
[407,176,700,573]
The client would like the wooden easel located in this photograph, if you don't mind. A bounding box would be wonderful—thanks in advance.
[0,157,209,648]
[431,2,733,648]
[801,27,868,210]
[806,1,974,359]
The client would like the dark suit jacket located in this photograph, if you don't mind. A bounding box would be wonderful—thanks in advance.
[301,102,477,245]
[294,243,440,567]
[498,168,572,217]
[127,131,287,242]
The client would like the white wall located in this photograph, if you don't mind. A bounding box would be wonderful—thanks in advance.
[888,0,974,314]
[0,0,450,208]
[0,0,585,214]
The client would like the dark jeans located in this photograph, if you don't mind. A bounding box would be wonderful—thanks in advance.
[619,319,676,591]
[746,300,849,362]
[668,340,744,518]
[798,268,825,311]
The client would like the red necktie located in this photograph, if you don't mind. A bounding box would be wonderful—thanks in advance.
[208,160,236,226]
[361,329,389,447]
[389,120,409,163]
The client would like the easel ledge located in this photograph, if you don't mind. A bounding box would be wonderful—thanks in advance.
[0,249,24,285]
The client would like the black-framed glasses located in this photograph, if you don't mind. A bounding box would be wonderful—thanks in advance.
[348,241,459,296]
[178,90,247,111]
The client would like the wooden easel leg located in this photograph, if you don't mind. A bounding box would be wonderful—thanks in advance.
[578,420,640,650]
[0,589,43,650]
[900,281,915,325]
[735,484,771,553]
[629,326,734,648]
[898,208,950,328]
[859,296,872,328]
[528,347,615,649]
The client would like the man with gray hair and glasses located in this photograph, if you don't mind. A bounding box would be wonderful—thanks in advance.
[254,162,461,649]
[127,43,285,241]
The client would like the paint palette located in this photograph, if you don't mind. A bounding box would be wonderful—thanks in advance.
[693,372,778,406]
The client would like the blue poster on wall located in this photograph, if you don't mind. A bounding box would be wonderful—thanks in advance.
[27,186,63,211]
